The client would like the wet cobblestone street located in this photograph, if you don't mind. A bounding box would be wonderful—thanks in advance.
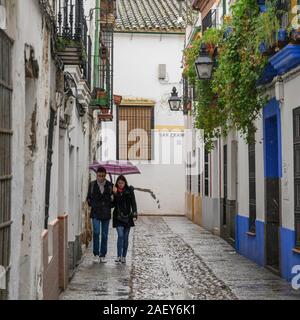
[131,217,236,299]
[60,216,300,300]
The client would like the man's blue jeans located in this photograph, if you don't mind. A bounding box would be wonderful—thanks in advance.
[116,226,131,258]
[92,218,110,257]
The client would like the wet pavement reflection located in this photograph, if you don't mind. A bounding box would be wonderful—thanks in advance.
[60,216,300,300]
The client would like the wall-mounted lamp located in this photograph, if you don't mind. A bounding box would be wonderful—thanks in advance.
[275,77,284,103]
[168,87,182,111]
[195,43,214,80]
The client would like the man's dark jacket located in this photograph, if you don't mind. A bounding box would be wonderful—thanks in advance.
[86,180,114,220]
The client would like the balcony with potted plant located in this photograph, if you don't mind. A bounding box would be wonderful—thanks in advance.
[113,95,122,105]
[54,0,92,87]
[97,106,113,122]
[90,88,109,110]
[256,0,300,83]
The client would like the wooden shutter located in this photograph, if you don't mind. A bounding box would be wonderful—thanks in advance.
[118,106,153,160]
[0,30,13,300]
[248,142,256,233]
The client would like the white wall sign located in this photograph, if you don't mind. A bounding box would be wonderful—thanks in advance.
[0,265,6,290]
[0,5,6,30]
[159,132,184,137]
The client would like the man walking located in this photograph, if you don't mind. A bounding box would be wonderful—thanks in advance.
[86,167,113,263]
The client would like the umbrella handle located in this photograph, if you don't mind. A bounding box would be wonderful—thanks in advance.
[109,173,113,184]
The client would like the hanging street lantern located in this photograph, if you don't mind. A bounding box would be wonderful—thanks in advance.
[168,87,182,111]
[195,43,214,80]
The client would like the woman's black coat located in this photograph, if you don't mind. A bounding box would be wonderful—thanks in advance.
[113,186,137,228]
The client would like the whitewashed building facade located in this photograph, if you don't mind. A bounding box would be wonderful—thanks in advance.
[0,0,98,299]
[184,0,300,283]
[99,0,190,215]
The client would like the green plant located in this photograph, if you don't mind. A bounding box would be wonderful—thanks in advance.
[183,0,280,150]
[183,28,222,85]
[81,48,88,63]
[55,36,81,51]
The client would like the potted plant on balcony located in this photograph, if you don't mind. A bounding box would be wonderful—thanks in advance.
[290,27,300,44]
[100,106,110,114]
[90,88,108,109]
[97,88,107,99]
[98,109,113,122]
[81,48,88,63]
[257,0,266,12]
[259,41,274,56]
[206,42,216,57]
[113,95,122,105]
[97,90,108,107]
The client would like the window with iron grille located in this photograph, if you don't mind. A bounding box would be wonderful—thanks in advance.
[118,106,154,161]
[185,152,189,192]
[223,144,228,226]
[204,149,209,197]
[186,168,189,192]
[202,9,218,33]
[0,30,13,300]
[186,152,192,193]
[248,142,256,233]
[198,148,201,194]
[293,107,300,248]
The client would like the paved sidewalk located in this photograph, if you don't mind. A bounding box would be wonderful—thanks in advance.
[60,216,300,300]
[60,226,133,300]
[165,217,300,300]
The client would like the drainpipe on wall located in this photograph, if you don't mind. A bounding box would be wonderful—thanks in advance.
[44,107,56,229]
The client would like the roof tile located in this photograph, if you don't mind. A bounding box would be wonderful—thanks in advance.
[115,0,191,32]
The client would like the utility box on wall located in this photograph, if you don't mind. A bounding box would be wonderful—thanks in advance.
[158,64,166,80]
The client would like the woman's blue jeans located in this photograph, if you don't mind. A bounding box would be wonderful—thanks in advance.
[116,226,131,258]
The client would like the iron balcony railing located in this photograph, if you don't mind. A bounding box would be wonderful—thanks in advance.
[202,9,218,33]
[55,0,92,88]
[259,0,290,28]
[98,0,115,111]
[56,0,85,41]
[276,0,290,28]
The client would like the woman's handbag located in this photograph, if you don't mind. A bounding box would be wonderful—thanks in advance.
[116,204,130,224]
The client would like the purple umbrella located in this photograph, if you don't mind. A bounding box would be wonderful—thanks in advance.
[89,160,141,179]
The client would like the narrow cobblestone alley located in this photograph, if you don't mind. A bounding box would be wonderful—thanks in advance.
[4,0,300,304]
[60,217,300,300]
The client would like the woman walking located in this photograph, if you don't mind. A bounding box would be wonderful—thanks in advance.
[112,175,138,263]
